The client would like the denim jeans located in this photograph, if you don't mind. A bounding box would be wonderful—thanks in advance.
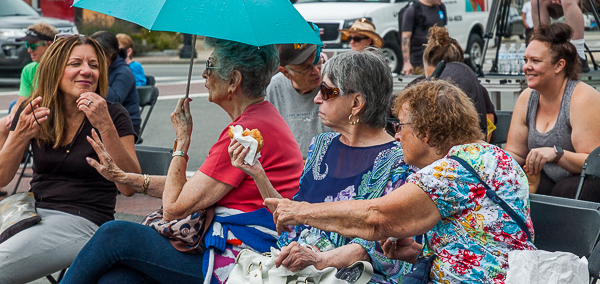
[60,220,205,284]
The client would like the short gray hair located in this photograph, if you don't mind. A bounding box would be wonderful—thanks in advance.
[321,47,392,128]
[204,37,279,98]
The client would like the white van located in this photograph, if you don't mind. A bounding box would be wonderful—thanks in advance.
[293,0,490,73]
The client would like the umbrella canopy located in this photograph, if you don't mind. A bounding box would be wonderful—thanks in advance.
[73,0,322,46]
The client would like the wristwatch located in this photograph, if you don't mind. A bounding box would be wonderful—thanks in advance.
[553,145,564,163]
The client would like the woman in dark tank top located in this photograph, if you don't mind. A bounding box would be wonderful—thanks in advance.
[504,22,600,202]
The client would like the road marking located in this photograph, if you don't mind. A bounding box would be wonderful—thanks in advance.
[155,79,205,86]
[157,93,209,101]
[0,91,19,97]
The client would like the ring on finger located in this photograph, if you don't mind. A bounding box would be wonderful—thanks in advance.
[87,100,93,107]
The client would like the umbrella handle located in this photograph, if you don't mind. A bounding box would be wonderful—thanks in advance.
[185,35,197,100]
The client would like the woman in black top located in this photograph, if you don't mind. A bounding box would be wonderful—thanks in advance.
[0,35,140,283]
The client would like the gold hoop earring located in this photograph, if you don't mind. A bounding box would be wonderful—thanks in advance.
[349,114,359,125]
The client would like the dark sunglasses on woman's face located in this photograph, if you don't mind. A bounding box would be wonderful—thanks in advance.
[347,36,368,42]
[319,82,340,100]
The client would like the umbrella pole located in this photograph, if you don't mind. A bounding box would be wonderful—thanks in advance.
[184,34,197,100]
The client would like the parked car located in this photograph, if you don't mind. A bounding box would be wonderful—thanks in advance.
[293,0,490,73]
[0,0,77,77]
[505,7,525,39]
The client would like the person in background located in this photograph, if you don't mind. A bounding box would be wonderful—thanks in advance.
[340,18,384,51]
[266,43,332,159]
[0,34,139,284]
[116,33,147,86]
[0,23,57,155]
[505,23,600,201]
[231,48,415,284]
[266,79,536,283]
[532,0,590,72]
[422,26,496,142]
[401,0,446,75]
[522,1,534,45]
[91,31,142,135]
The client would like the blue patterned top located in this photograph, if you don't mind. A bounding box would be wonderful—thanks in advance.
[277,132,417,284]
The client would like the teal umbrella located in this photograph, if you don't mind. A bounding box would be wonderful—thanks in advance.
[72,0,321,46]
[73,0,322,98]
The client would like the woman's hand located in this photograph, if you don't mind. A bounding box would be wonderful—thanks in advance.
[170,97,193,151]
[379,237,422,264]
[264,198,306,234]
[86,129,127,184]
[525,147,556,175]
[276,242,323,271]
[77,92,114,135]
[14,96,49,139]
[228,139,264,178]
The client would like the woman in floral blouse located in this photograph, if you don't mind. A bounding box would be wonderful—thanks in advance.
[265,79,536,283]
[229,48,416,283]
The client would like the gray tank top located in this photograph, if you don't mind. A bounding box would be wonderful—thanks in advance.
[526,79,578,182]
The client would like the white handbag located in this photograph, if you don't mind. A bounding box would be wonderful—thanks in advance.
[227,248,374,284]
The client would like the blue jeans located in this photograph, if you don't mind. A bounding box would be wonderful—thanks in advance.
[60,220,205,284]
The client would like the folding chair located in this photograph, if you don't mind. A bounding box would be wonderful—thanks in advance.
[493,110,512,146]
[575,145,600,200]
[135,86,159,144]
[11,148,33,195]
[529,194,600,258]
[145,75,156,86]
[135,145,173,175]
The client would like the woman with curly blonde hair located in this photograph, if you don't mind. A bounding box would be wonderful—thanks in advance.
[265,79,536,283]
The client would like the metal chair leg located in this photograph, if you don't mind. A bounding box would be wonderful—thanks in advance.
[11,151,31,195]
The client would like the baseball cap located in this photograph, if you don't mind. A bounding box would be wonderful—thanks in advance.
[16,29,55,42]
[277,44,317,66]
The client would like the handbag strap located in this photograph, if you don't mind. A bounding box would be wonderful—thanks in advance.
[449,156,532,242]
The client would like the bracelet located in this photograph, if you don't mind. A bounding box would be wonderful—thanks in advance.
[172,150,189,162]
[141,174,150,195]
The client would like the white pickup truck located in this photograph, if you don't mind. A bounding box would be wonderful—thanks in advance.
[293,0,491,74]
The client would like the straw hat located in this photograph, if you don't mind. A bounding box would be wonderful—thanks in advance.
[340,18,384,48]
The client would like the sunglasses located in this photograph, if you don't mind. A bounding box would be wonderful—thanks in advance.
[206,57,218,76]
[24,41,47,51]
[53,33,83,42]
[320,82,341,100]
[391,121,411,133]
[347,36,368,42]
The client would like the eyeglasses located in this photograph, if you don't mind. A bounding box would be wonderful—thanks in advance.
[53,33,82,43]
[206,57,218,76]
[347,36,368,42]
[319,82,340,100]
[24,41,47,51]
[286,63,317,75]
[391,121,411,133]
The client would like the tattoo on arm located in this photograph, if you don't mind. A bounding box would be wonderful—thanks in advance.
[402,37,410,62]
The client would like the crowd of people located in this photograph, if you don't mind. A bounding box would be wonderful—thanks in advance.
[0,16,598,284]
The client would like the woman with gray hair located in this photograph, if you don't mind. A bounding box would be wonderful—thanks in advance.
[228,47,416,283]
[60,38,305,283]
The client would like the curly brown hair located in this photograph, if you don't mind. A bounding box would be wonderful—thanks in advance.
[531,23,580,80]
[423,26,464,67]
[392,80,483,154]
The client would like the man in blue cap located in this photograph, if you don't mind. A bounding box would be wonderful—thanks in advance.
[266,44,332,159]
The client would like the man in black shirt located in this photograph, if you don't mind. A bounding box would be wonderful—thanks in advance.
[401,0,446,75]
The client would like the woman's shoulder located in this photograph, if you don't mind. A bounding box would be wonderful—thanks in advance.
[571,81,600,106]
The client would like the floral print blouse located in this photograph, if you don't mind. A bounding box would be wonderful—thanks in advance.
[407,143,536,284]
[278,132,418,284]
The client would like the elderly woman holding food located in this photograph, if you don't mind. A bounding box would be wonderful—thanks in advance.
[264,79,536,283]
[61,38,304,283]
[229,48,416,284]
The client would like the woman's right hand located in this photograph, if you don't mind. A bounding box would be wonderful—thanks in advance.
[86,129,127,184]
[380,237,422,264]
[14,97,49,139]
[170,97,193,151]
[228,139,264,178]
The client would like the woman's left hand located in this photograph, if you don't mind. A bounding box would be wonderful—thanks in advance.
[525,147,556,175]
[77,92,114,134]
[264,198,305,234]
[276,242,323,271]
